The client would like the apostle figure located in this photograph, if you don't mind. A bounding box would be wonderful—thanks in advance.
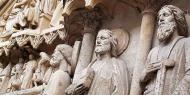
[42,44,73,95]
[66,29,130,95]
[140,5,190,95]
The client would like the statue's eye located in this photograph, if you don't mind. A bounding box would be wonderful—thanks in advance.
[163,13,169,17]
[101,36,106,40]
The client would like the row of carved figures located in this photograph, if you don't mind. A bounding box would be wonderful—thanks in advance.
[0,4,190,95]
[0,44,73,94]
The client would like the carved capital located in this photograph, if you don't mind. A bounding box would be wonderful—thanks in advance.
[82,9,102,34]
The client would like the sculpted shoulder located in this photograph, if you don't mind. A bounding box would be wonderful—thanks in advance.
[184,37,190,46]
[111,57,126,64]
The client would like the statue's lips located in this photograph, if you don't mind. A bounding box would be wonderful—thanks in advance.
[159,22,166,26]
[96,44,102,47]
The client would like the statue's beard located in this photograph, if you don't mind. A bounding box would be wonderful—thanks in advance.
[95,44,110,55]
[157,21,177,42]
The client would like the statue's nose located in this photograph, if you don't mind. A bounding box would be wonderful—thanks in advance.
[159,19,164,24]
[97,41,100,45]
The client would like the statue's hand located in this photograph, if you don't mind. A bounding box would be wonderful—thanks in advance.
[162,59,175,68]
[140,64,160,83]
[65,84,77,95]
[65,68,95,95]
[146,64,161,73]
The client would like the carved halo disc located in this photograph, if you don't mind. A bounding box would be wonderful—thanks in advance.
[112,28,129,56]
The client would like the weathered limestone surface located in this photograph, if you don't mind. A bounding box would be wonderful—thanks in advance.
[0,0,189,95]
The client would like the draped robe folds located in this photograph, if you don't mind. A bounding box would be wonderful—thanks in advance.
[143,36,190,95]
[87,58,130,95]
[42,58,71,95]
[21,60,37,89]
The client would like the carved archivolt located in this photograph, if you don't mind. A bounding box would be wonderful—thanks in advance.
[63,0,85,16]
[0,25,67,55]
[85,0,104,9]
[63,0,107,15]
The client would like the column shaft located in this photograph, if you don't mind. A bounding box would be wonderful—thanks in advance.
[130,12,156,95]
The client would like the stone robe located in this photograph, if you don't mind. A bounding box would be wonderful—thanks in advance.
[21,60,37,89]
[143,36,190,95]
[87,58,130,95]
[42,58,71,95]
[40,0,58,15]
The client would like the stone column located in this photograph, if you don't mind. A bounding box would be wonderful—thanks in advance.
[129,9,156,95]
[74,27,96,73]
[72,10,101,82]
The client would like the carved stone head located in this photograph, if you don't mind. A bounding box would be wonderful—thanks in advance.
[50,44,73,67]
[50,51,64,67]
[95,29,117,57]
[157,5,188,42]
[39,52,50,64]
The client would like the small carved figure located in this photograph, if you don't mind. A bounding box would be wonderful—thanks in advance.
[32,52,50,86]
[7,58,24,92]
[65,29,130,95]
[0,13,9,32]
[12,0,39,30]
[140,5,190,95]
[21,54,37,89]
[0,63,12,92]
[42,44,73,95]
[39,0,58,15]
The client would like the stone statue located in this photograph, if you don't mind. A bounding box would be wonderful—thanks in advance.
[13,0,39,29]
[39,0,58,15]
[140,5,190,95]
[0,63,12,92]
[21,54,37,89]
[66,29,130,95]
[42,44,73,95]
[32,52,50,86]
[7,58,24,92]
[0,13,9,32]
